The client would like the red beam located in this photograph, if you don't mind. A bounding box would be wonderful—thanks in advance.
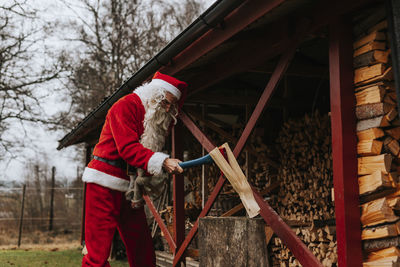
[160,0,286,76]
[253,190,322,267]
[143,194,176,253]
[172,123,185,263]
[329,17,363,266]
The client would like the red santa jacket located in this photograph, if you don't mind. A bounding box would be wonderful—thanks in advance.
[82,93,169,192]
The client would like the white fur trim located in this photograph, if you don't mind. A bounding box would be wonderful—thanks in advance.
[82,167,130,192]
[150,79,181,99]
[147,152,169,176]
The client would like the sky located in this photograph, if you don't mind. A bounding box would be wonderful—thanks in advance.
[0,0,216,184]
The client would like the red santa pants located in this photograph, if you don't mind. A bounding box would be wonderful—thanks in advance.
[82,182,155,267]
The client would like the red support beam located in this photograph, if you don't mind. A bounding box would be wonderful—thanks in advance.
[329,17,363,267]
[253,189,322,267]
[143,194,176,253]
[172,122,185,264]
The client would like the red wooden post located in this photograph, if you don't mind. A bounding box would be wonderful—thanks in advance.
[143,195,176,252]
[172,122,185,264]
[329,16,362,267]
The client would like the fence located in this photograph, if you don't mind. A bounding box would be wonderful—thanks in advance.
[0,185,83,246]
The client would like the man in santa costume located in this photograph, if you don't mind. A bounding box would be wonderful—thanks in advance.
[81,72,187,267]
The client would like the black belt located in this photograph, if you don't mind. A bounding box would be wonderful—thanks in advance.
[94,156,126,170]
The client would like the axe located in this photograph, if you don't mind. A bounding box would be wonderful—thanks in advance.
[178,148,226,169]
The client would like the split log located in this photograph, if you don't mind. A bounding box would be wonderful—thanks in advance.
[354,50,390,68]
[358,170,393,195]
[363,256,400,267]
[356,67,393,87]
[355,84,385,106]
[355,63,386,84]
[367,247,400,262]
[363,236,400,252]
[368,20,388,33]
[353,31,386,49]
[357,115,391,132]
[357,128,385,141]
[354,41,386,57]
[356,103,394,120]
[360,197,398,226]
[386,127,400,140]
[358,139,383,156]
[358,154,392,175]
[362,223,398,240]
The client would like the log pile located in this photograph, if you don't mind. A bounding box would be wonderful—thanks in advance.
[353,19,400,266]
[272,111,334,222]
[269,111,336,266]
[272,225,337,267]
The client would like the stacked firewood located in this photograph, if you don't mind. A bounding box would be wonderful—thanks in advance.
[272,111,334,222]
[272,225,337,267]
[353,20,400,266]
[269,111,336,266]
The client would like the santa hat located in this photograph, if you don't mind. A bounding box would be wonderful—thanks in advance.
[150,72,187,100]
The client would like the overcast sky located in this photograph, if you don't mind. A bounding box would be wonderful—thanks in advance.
[0,0,216,184]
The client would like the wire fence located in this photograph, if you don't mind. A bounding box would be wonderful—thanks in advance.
[0,185,83,246]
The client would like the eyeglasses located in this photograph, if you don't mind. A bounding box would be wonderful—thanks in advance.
[160,98,177,110]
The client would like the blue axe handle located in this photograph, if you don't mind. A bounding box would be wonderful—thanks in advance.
[178,154,214,169]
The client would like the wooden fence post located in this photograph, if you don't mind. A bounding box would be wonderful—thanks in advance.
[49,166,55,231]
[18,184,26,247]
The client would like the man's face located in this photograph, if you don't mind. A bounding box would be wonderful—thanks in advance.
[161,92,178,113]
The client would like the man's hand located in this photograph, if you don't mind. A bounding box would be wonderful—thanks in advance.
[163,158,183,174]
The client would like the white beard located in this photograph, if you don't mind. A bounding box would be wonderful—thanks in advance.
[134,83,177,153]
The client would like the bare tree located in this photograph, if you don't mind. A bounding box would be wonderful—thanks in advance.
[0,0,65,158]
[56,0,204,129]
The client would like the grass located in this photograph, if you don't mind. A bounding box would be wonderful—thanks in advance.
[0,248,129,267]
